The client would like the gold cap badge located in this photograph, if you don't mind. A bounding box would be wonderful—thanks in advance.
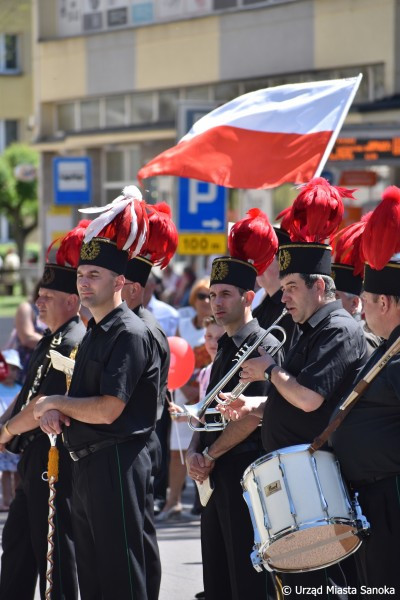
[80,240,101,261]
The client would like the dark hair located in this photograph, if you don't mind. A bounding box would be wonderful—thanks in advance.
[372,293,400,305]
[299,274,336,300]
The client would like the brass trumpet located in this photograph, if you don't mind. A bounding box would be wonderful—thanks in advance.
[184,310,287,431]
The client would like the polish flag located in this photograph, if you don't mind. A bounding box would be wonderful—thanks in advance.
[138,76,362,189]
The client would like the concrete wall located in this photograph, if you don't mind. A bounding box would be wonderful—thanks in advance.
[219,1,314,80]
[0,0,33,139]
[314,0,395,93]
[35,0,397,102]
[136,17,219,89]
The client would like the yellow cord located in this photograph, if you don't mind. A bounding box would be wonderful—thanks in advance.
[47,446,59,482]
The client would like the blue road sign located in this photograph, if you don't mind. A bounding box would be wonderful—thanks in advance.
[53,157,92,205]
[178,178,227,233]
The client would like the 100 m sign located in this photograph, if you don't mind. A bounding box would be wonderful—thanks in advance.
[178,234,227,255]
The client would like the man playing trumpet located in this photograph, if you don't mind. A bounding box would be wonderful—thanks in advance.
[186,209,284,600]
[217,179,369,599]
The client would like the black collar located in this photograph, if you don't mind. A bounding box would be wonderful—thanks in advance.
[231,318,261,348]
[87,302,128,332]
[299,300,342,332]
[46,315,80,337]
[385,323,400,347]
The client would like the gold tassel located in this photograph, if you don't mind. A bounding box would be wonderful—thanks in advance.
[47,446,59,482]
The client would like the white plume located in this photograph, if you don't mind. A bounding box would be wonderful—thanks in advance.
[122,185,142,200]
[122,202,139,251]
[79,186,142,215]
[83,198,131,243]
[131,222,148,258]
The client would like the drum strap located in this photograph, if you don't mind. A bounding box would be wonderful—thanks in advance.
[310,334,400,453]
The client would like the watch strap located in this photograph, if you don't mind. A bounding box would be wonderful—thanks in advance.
[202,447,216,462]
[264,364,276,381]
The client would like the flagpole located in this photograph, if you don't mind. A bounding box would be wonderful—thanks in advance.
[313,73,363,178]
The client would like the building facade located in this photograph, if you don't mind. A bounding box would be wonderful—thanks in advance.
[0,0,34,243]
[27,0,400,248]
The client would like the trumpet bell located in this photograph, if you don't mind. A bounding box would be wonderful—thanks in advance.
[183,400,204,420]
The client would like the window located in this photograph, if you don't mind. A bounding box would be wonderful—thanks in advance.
[214,82,240,102]
[57,103,76,132]
[104,145,142,203]
[106,150,125,182]
[159,90,179,122]
[0,120,18,152]
[0,34,18,73]
[185,86,211,101]
[81,99,100,130]
[130,92,154,125]
[105,95,126,128]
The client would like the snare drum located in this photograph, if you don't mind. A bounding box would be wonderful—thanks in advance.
[241,444,369,573]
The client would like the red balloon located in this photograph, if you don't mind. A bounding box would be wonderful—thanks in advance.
[167,337,195,391]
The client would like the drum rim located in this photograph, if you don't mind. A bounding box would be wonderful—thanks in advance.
[264,516,358,545]
[241,443,335,484]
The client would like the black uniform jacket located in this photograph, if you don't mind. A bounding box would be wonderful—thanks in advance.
[332,324,400,483]
[64,302,160,451]
[10,316,85,453]
[253,288,300,354]
[262,301,368,453]
[200,318,284,455]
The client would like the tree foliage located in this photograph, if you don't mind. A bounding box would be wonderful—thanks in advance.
[0,143,39,261]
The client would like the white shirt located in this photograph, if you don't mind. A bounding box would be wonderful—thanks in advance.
[147,295,179,337]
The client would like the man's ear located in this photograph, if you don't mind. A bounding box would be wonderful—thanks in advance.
[351,295,362,315]
[380,294,391,314]
[244,289,255,307]
[66,293,79,311]
[315,276,326,295]
[115,274,125,292]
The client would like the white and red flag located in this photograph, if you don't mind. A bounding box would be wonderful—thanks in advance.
[138,76,362,189]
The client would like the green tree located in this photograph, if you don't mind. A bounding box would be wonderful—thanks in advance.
[0,143,39,262]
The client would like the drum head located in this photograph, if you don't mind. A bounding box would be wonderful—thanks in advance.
[263,523,361,573]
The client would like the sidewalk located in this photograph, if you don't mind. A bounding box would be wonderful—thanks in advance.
[0,476,203,599]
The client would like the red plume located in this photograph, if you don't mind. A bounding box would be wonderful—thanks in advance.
[332,213,371,276]
[361,186,400,270]
[142,203,178,268]
[276,207,292,234]
[289,177,355,242]
[228,208,278,275]
[54,220,91,268]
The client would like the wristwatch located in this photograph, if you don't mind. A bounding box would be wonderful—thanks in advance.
[263,364,276,381]
[202,447,216,462]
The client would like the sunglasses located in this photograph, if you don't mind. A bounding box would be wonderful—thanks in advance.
[197,292,210,301]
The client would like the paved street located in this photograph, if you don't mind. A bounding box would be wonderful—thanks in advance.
[0,317,204,599]
[0,479,203,599]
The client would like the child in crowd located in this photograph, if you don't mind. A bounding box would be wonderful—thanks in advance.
[198,316,224,401]
[0,349,22,509]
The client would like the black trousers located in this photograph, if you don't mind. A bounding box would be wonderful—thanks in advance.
[145,432,162,600]
[351,475,400,597]
[153,402,171,504]
[0,436,78,600]
[71,438,154,600]
[201,450,270,600]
